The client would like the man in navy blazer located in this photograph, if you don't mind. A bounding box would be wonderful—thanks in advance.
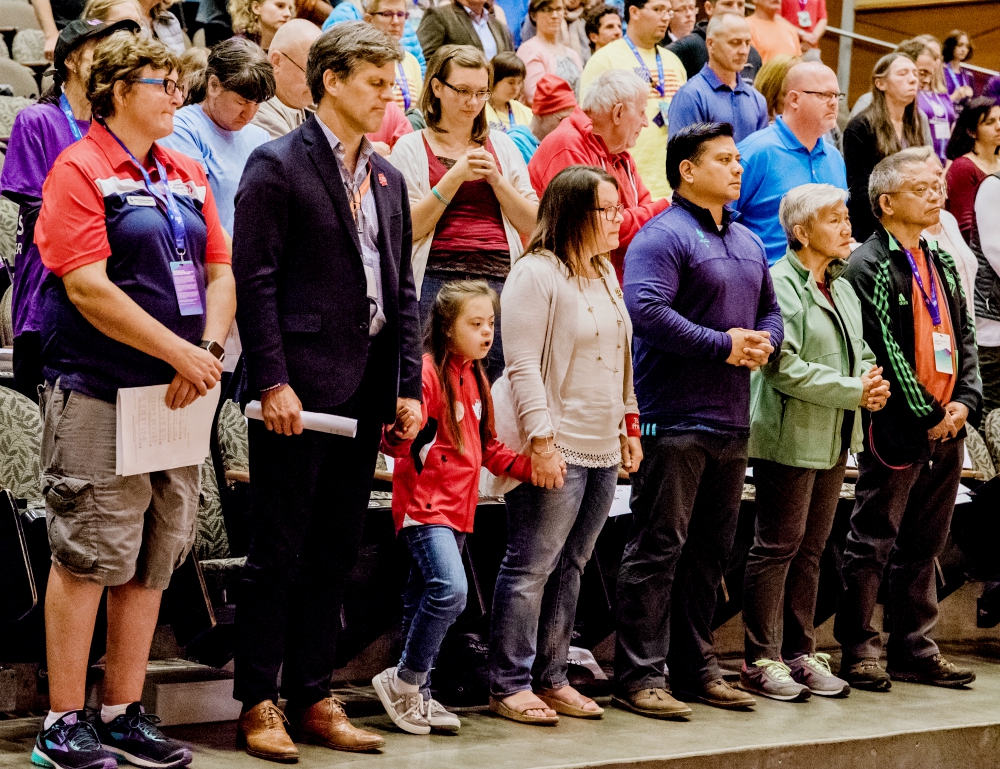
[231,22,422,760]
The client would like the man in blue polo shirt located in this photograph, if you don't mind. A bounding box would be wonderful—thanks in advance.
[734,60,846,264]
[667,14,766,141]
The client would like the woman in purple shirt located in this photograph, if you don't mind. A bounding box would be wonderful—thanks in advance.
[1,17,139,400]
[912,42,955,164]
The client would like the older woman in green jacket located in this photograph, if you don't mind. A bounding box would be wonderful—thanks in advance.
[741,184,891,703]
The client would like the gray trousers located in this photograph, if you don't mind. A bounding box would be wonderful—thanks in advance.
[834,438,963,663]
[743,453,848,663]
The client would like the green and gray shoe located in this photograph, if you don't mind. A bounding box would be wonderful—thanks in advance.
[740,659,811,702]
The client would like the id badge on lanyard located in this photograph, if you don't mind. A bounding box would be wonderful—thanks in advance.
[103,121,202,317]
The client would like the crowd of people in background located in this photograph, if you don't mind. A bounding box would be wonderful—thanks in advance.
[2,0,999,765]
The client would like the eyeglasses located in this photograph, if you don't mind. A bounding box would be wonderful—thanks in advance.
[137,77,183,96]
[798,90,846,102]
[440,79,491,101]
[645,5,674,16]
[278,50,306,73]
[593,204,624,221]
[372,9,409,19]
[886,184,945,199]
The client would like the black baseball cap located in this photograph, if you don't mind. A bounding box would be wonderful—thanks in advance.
[53,18,142,82]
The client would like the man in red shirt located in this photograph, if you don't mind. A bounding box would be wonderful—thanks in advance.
[529,68,668,281]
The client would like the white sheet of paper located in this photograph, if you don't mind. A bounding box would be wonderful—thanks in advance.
[116,384,221,476]
[608,484,632,517]
[244,401,358,438]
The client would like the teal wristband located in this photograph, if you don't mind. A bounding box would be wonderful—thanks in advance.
[432,186,451,206]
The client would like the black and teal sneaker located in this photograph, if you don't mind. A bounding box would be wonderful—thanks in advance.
[94,704,192,768]
[32,711,118,769]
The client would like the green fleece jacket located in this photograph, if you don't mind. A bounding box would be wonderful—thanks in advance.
[749,249,876,469]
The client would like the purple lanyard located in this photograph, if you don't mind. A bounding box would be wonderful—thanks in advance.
[396,63,411,110]
[903,246,942,327]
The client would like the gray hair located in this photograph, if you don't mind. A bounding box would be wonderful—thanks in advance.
[581,69,647,115]
[706,12,748,39]
[868,146,935,220]
[779,184,848,251]
[307,21,402,104]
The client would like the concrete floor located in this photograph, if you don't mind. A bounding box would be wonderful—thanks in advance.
[3,646,1000,769]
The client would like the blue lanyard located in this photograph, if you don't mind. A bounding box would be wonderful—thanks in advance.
[396,63,411,110]
[102,121,188,260]
[507,103,516,128]
[59,94,84,142]
[903,246,942,327]
[625,35,664,98]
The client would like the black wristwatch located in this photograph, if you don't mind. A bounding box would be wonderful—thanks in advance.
[200,339,226,362]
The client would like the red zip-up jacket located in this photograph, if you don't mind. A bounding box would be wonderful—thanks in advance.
[528,107,670,283]
[383,354,532,533]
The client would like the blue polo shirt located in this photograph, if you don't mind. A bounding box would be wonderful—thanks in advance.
[667,65,768,142]
[35,120,230,403]
[734,116,847,264]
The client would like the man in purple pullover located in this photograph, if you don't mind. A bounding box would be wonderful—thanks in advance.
[614,121,784,718]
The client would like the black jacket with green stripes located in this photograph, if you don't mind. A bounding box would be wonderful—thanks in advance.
[844,225,982,467]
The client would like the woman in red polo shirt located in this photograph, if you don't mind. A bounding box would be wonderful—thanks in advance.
[31,31,235,769]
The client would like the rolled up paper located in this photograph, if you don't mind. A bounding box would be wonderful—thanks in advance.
[244,401,358,438]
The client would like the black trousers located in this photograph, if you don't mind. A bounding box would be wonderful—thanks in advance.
[614,430,749,694]
[233,350,387,708]
[12,331,42,403]
[834,437,963,664]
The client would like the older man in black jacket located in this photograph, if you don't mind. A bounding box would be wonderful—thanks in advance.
[231,22,423,761]
[836,148,982,694]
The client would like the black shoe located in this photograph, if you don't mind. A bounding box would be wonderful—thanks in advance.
[887,654,976,688]
[839,658,891,692]
[32,711,118,769]
[95,703,192,768]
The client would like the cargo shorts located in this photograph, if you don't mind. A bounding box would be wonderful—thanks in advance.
[39,381,201,590]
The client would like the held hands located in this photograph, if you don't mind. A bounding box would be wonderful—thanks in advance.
[725,328,774,371]
[164,342,223,409]
[392,397,422,441]
[860,365,891,412]
[262,384,304,436]
[530,436,567,489]
[621,436,643,474]
[951,85,974,102]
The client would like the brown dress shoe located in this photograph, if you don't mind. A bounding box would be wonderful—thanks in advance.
[287,697,385,753]
[676,678,756,710]
[237,700,300,763]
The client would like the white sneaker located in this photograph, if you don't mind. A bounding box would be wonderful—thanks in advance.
[423,697,460,732]
[372,668,431,735]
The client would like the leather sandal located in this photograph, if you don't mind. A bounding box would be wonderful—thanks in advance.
[488,695,559,725]
[534,687,604,719]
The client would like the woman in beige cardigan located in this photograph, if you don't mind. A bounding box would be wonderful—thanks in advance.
[488,165,642,725]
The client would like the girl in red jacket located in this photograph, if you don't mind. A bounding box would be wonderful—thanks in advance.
[372,280,537,736]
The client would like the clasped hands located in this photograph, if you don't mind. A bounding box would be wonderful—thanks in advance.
[726,328,775,371]
[860,365,891,412]
[928,401,969,442]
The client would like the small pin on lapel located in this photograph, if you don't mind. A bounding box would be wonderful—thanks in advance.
[378,173,388,187]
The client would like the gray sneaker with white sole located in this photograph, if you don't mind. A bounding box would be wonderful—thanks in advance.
[372,668,431,735]
[740,659,811,702]
[788,653,851,697]
[423,698,461,732]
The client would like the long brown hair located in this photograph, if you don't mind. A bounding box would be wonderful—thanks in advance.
[424,280,498,454]
[524,165,617,277]
[421,44,492,145]
[865,52,926,160]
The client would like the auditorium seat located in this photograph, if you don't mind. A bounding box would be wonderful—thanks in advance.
[0,385,41,503]
[966,427,995,481]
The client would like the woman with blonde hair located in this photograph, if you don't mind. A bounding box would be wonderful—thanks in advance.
[81,0,145,24]
[229,0,294,50]
[753,53,800,122]
[389,44,538,382]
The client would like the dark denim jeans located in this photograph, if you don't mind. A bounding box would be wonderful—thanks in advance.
[419,272,505,383]
[835,437,963,664]
[743,452,848,663]
[398,525,468,692]
[615,430,748,694]
[489,464,618,697]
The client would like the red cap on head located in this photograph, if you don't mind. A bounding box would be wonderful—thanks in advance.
[531,75,577,115]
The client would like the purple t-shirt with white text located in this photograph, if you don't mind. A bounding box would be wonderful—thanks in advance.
[1,101,89,337]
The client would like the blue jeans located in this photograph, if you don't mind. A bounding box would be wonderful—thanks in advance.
[419,272,505,383]
[489,464,619,697]
[398,525,468,691]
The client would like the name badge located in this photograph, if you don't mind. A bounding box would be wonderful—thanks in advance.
[933,331,954,375]
[658,100,670,127]
[364,264,378,301]
[170,260,204,317]
[933,120,951,141]
[126,195,156,206]
[797,10,812,27]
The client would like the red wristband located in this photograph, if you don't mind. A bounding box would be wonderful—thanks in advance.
[626,413,641,437]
